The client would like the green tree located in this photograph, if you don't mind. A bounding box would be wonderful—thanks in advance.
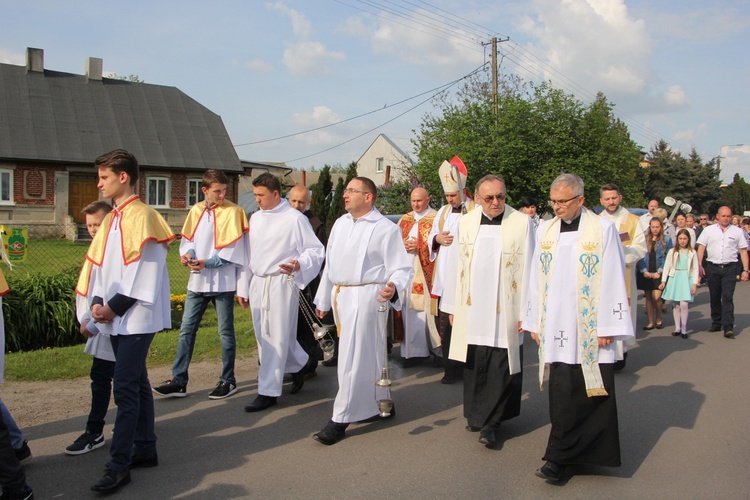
[722,173,750,216]
[412,76,643,212]
[327,162,359,231]
[310,165,333,231]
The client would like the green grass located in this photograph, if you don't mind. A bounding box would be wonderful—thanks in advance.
[4,304,256,382]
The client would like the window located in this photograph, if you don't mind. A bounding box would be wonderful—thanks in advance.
[0,169,13,204]
[376,157,384,173]
[187,179,204,207]
[147,177,170,207]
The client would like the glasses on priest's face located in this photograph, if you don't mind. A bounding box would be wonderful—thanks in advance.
[344,188,371,196]
[481,193,507,203]
[548,195,580,207]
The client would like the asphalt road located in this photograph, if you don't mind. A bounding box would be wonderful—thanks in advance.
[16,281,750,499]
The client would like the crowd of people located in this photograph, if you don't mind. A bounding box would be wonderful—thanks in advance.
[2,149,749,497]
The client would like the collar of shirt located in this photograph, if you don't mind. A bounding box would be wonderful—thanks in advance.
[560,213,582,232]
[480,210,504,226]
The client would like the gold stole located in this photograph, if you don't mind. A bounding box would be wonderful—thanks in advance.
[448,206,528,375]
[76,196,175,296]
[180,200,249,249]
[537,208,608,397]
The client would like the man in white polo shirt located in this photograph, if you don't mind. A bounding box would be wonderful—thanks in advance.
[696,206,749,338]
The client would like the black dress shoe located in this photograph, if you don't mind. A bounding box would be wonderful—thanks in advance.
[290,372,304,394]
[535,461,564,482]
[724,330,735,339]
[681,333,688,339]
[478,428,498,447]
[441,376,460,384]
[244,395,278,412]
[708,325,722,332]
[672,331,680,336]
[130,453,158,469]
[401,356,426,368]
[655,322,664,329]
[643,324,654,331]
[313,425,346,445]
[91,468,131,493]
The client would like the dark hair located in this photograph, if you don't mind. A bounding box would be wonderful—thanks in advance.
[252,172,281,194]
[519,196,538,208]
[353,176,378,202]
[599,183,621,196]
[82,200,113,215]
[475,174,505,194]
[95,149,139,187]
[202,169,229,188]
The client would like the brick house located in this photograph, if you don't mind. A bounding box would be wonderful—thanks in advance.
[0,48,248,239]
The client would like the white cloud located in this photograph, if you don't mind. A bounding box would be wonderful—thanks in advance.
[292,105,344,145]
[660,84,688,108]
[0,47,25,65]
[515,0,653,96]
[282,41,345,76]
[232,58,274,73]
[267,1,312,38]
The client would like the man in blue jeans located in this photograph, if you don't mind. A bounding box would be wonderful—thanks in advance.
[153,169,249,400]
[81,149,175,493]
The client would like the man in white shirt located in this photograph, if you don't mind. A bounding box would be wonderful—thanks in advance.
[696,206,749,338]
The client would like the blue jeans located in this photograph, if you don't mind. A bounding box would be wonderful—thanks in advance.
[0,399,23,450]
[109,334,156,472]
[86,357,116,436]
[172,290,236,386]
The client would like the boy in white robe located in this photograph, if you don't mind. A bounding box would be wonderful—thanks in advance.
[313,177,413,445]
[522,173,634,483]
[241,173,324,412]
[67,201,116,456]
[82,150,174,494]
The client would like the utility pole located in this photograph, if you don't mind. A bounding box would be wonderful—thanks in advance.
[482,36,509,117]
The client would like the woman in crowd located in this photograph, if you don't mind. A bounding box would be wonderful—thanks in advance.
[637,216,673,330]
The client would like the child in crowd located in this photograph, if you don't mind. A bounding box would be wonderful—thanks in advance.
[659,229,700,339]
[66,200,115,455]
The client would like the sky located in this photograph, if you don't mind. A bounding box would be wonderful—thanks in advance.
[1,0,749,185]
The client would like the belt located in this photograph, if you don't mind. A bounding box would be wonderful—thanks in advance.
[707,262,737,268]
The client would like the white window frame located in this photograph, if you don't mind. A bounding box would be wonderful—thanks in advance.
[146,176,170,208]
[187,178,205,207]
[376,157,384,173]
[0,169,14,205]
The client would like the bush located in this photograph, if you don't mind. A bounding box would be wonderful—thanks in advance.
[3,268,81,352]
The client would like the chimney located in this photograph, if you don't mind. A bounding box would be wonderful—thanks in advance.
[26,47,44,73]
[385,165,391,185]
[86,57,103,81]
[301,170,307,186]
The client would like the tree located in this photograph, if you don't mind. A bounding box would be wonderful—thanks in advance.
[109,73,144,83]
[327,162,359,230]
[643,141,722,215]
[310,164,333,231]
[722,173,750,216]
[412,76,643,212]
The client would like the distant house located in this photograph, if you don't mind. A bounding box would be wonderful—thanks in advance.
[0,47,247,239]
[356,134,415,186]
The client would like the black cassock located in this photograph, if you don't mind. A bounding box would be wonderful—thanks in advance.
[463,345,523,429]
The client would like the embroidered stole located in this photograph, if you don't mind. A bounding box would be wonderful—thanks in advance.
[537,208,608,397]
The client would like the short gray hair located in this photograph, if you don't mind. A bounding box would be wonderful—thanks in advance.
[474,174,505,194]
[550,173,584,197]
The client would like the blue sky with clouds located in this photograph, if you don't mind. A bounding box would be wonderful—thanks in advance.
[1,0,748,184]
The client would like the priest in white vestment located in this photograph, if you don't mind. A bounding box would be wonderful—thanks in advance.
[312,177,413,445]
[441,175,534,449]
[241,173,324,413]
[427,159,475,383]
[599,184,646,368]
[522,173,634,483]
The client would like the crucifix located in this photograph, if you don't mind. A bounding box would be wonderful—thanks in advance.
[613,302,628,320]
[554,330,568,347]
[525,302,532,317]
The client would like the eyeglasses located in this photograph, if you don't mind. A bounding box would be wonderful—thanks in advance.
[548,195,580,207]
[699,217,708,220]
[344,188,371,195]
[481,193,507,203]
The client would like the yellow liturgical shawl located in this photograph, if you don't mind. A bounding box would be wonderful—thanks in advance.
[76,195,175,296]
[180,200,249,249]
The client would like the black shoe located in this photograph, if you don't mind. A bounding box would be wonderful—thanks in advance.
[724,330,735,339]
[208,381,238,400]
[672,331,680,337]
[655,322,663,329]
[708,325,722,332]
[613,352,628,371]
[681,333,688,339]
[313,425,346,445]
[402,356,427,368]
[290,372,304,394]
[465,425,481,432]
[322,357,338,367]
[1,484,33,500]
[478,427,498,448]
[244,395,277,412]
[535,461,564,482]
[152,378,187,398]
[441,376,460,384]
[91,468,131,493]
[643,324,654,331]
[130,453,158,469]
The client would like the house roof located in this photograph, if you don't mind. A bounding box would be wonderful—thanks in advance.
[0,58,242,171]
[357,133,415,166]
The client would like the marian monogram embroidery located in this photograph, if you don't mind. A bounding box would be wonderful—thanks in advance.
[579,242,600,278]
